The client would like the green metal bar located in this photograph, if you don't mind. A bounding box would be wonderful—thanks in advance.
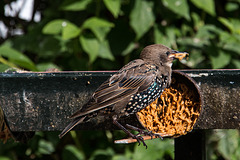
[0,69,239,131]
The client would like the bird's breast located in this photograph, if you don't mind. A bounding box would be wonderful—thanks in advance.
[124,75,168,116]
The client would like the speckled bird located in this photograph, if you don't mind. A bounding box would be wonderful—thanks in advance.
[59,44,188,147]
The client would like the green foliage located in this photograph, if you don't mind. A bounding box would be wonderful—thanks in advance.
[162,0,190,20]
[130,0,155,40]
[62,145,85,160]
[0,0,240,159]
[103,0,121,18]
[43,19,81,40]
[207,130,240,160]
[0,131,174,160]
[1,0,240,71]
[60,0,92,11]
[190,0,215,16]
[0,44,36,71]
[131,139,174,160]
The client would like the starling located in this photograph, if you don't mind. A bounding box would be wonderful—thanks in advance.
[59,44,188,147]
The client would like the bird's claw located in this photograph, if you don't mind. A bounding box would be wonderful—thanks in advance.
[134,135,147,149]
[126,124,163,140]
[146,131,163,140]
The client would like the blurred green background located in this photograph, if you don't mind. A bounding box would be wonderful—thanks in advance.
[0,0,240,159]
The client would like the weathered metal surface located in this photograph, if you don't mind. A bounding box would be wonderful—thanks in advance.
[183,70,240,129]
[0,69,239,131]
[0,71,115,131]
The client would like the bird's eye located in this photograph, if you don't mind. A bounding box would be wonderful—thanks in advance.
[166,51,170,56]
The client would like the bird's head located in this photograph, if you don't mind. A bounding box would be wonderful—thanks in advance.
[140,44,189,68]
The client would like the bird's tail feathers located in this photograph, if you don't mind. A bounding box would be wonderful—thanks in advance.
[58,116,86,139]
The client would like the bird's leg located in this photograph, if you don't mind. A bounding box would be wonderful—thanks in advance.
[125,124,163,140]
[112,118,147,148]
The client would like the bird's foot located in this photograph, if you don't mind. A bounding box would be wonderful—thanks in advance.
[132,134,147,148]
[126,124,163,140]
[113,118,148,148]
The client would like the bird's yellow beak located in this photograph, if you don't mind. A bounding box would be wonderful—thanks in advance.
[169,51,189,60]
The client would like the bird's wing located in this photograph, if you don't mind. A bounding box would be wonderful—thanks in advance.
[70,60,158,119]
